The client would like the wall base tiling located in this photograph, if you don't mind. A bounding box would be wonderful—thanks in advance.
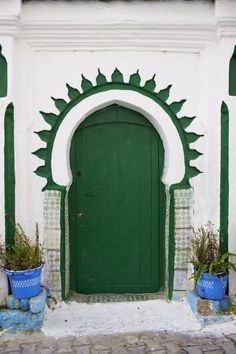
[43,190,62,300]
[173,188,193,291]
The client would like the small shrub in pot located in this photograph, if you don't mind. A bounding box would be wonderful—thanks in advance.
[190,221,236,300]
[0,223,44,299]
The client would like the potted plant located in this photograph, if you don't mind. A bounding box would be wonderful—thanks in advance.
[190,221,236,300]
[0,222,44,299]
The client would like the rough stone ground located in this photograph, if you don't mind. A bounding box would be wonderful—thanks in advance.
[0,330,236,353]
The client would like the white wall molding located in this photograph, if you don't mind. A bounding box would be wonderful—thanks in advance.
[0,16,19,36]
[16,22,217,52]
[217,18,236,38]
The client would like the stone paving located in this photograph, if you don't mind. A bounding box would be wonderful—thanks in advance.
[0,330,236,354]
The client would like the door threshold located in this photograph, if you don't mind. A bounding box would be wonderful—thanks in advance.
[68,291,166,303]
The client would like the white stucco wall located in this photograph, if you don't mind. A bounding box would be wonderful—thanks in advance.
[0,0,236,302]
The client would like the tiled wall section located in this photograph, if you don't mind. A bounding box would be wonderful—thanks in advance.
[173,188,193,291]
[43,190,62,300]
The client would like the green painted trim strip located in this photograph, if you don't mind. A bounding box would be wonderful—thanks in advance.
[60,188,66,300]
[220,102,229,253]
[0,45,7,98]
[168,188,175,299]
[4,103,15,245]
[229,46,236,96]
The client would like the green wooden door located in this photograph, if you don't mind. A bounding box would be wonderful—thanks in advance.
[69,104,166,294]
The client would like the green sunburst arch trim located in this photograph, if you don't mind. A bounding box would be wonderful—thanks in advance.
[33,68,203,191]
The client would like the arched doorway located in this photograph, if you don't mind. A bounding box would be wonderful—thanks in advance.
[34,70,201,299]
[69,104,166,294]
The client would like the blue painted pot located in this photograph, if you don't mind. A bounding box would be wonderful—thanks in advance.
[197,272,228,300]
[6,265,43,299]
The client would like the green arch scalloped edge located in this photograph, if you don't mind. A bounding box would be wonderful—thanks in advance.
[33,68,203,191]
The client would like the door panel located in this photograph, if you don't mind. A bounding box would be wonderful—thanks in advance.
[69,104,165,294]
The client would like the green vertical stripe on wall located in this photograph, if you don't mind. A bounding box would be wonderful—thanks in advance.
[60,188,66,300]
[229,46,236,96]
[220,101,229,253]
[0,45,7,98]
[168,188,175,299]
[4,103,15,245]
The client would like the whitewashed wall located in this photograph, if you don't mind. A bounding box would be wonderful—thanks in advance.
[0,0,236,302]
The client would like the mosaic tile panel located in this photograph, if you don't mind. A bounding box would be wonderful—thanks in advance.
[50,289,62,300]
[174,248,190,270]
[175,208,192,229]
[50,270,61,288]
[173,269,189,291]
[173,188,194,291]
[174,188,193,209]
[43,191,61,230]
[43,191,62,301]
[175,228,193,249]
[49,271,62,300]
[45,229,60,250]
[46,249,60,271]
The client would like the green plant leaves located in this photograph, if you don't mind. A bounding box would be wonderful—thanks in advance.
[0,223,43,271]
[190,222,236,288]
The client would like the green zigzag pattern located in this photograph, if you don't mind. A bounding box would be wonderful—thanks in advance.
[33,68,203,191]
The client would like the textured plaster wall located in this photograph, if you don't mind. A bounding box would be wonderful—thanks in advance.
[0,0,236,302]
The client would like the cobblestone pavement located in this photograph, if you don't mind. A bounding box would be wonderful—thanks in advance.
[0,331,236,354]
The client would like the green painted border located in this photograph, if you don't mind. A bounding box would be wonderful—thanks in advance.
[33,69,203,191]
[220,102,229,253]
[168,187,175,299]
[4,103,15,245]
[34,69,203,299]
[60,188,66,300]
[0,45,7,98]
[229,46,236,96]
